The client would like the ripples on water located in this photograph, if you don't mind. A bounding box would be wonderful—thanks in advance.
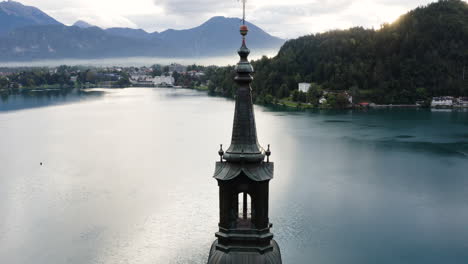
[1,88,468,264]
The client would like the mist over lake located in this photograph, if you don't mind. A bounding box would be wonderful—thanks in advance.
[0,50,278,68]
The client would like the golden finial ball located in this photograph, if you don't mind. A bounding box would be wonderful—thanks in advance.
[240,25,249,36]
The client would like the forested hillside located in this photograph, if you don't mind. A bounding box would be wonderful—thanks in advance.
[207,0,468,105]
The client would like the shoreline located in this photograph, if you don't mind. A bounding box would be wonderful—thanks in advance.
[3,86,468,111]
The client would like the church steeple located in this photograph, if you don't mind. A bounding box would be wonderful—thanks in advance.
[223,22,264,163]
[206,2,282,263]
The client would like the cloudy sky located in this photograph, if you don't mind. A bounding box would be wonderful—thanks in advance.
[16,0,456,38]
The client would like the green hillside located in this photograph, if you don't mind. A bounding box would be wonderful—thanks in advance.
[208,0,468,105]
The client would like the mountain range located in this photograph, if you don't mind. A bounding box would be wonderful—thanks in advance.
[0,1,284,61]
[0,0,60,36]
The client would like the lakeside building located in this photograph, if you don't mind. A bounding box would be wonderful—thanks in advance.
[430,96,468,108]
[130,73,175,87]
[431,96,454,107]
[298,82,310,93]
[130,74,154,86]
[153,75,175,86]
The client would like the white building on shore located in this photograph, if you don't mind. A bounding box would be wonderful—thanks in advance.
[130,74,175,86]
[153,76,175,86]
[431,96,454,107]
[298,83,310,93]
[130,74,154,85]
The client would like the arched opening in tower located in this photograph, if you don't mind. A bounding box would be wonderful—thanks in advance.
[237,192,252,228]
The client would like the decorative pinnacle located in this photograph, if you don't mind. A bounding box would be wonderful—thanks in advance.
[235,24,253,76]
[240,25,248,36]
[265,144,271,163]
[218,144,224,162]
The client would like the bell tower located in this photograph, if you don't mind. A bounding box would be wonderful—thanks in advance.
[207,3,282,263]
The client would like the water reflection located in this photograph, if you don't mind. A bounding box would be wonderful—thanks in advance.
[0,88,467,264]
[0,89,106,112]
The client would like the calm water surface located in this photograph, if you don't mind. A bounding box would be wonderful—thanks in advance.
[1,88,468,264]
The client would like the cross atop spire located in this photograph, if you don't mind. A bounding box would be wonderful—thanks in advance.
[240,0,247,25]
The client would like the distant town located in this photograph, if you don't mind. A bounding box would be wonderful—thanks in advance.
[0,63,208,91]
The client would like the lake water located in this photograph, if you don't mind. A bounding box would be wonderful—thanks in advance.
[1,88,468,264]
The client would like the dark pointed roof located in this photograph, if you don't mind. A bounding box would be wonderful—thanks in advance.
[214,161,273,181]
[222,25,265,164]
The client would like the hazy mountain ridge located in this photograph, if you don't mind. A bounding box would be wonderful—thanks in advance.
[105,27,157,40]
[0,1,284,61]
[0,24,167,60]
[156,16,284,56]
[0,0,61,36]
[73,20,94,29]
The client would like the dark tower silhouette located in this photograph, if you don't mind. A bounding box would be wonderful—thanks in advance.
[206,12,282,264]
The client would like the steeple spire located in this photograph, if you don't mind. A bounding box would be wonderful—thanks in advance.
[223,17,265,163]
[207,3,282,263]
